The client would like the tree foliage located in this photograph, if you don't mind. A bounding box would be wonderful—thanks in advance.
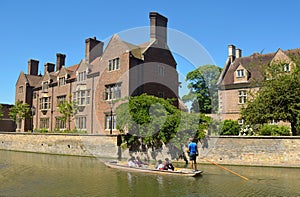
[116,94,210,151]
[57,98,78,130]
[9,101,31,130]
[0,104,3,120]
[219,120,240,135]
[182,65,222,113]
[241,61,300,135]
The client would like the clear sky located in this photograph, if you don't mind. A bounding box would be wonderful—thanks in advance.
[1,0,300,104]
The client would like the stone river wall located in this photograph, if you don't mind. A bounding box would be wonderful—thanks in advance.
[0,133,299,167]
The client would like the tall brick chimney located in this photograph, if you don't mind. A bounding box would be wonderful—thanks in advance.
[236,48,242,58]
[228,44,236,62]
[56,53,66,71]
[85,37,104,63]
[28,59,39,76]
[44,62,55,74]
[149,12,168,45]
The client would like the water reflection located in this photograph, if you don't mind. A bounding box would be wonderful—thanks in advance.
[0,150,299,196]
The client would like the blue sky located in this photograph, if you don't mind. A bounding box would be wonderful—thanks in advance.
[1,0,300,104]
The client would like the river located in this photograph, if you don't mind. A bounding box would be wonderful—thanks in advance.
[0,150,299,196]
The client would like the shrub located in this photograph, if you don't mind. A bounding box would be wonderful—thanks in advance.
[258,124,291,136]
[219,120,240,135]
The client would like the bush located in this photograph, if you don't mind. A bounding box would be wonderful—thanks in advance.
[258,124,291,136]
[219,120,240,135]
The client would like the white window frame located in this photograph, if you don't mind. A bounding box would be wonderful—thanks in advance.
[39,97,51,110]
[105,83,121,100]
[238,90,247,104]
[108,58,120,71]
[236,69,245,77]
[105,114,116,130]
[76,116,87,130]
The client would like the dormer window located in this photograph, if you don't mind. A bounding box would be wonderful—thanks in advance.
[236,69,245,77]
[108,58,120,71]
[59,77,66,86]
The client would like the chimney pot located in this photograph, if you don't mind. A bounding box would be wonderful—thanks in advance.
[44,62,55,74]
[56,53,66,71]
[85,37,104,63]
[236,49,242,58]
[28,59,39,76]
[149,12,168,45]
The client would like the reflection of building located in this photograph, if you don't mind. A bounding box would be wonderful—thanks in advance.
[15,12,179,133]
[0,104,16,132]
[218,44,299,123]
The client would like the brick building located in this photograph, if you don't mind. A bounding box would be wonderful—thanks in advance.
[15,12,179,133]
[0,104,16,132]
[218,44,299,123]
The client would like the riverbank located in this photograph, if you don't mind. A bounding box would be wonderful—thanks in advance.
[0,132,299,167]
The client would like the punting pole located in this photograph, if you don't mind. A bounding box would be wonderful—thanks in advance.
[203,158,249,181]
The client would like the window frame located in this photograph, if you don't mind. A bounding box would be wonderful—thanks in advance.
[238,90,247,104]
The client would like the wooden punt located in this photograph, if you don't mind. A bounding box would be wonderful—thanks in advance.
[104,161,202,177]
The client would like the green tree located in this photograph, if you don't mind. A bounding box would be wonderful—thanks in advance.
[9,101,31,131]
[182,65,222,113]
[57,99,78,131]
[241,63,300,136]
[116,94,210,155]
[219,120,240,135]
[0,104,3,120]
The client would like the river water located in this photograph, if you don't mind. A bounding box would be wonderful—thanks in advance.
[0,149,299,196]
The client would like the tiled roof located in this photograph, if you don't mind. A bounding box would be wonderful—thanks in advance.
[220,48,300,86]
[25,74,42,87]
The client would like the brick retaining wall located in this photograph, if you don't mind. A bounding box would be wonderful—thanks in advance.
[0,133,299,167]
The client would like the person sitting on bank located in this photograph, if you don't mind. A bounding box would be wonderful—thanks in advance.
[188,138,198,171]
[163,158,175,171]
[155,159,165,170]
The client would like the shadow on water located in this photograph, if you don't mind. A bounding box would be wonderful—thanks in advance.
[0,150,299,196]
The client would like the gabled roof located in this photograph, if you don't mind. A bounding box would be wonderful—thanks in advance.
[219,48,300,86]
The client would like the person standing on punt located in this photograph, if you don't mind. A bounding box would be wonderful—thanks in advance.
[188,138,198,171]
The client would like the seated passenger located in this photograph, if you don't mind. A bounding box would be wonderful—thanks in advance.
[163,158,174,171]
[135,156,147,167]
[155,159,164,170]
[128,156,137,167]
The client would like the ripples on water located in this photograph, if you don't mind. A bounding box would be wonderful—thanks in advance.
[0,150,299,196]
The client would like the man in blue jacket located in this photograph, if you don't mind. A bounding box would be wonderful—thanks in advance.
[188,138,198,171]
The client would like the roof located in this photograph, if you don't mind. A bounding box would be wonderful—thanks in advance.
[219,48,300,86]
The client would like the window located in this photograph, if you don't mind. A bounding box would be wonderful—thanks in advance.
[33,92,37,99]
[55,117,66,129]
[158,65,165,77]
[236,69,245,77]
[77,71,87,82]
[39,97,51,110]
[73,89,90,106]
[57,95,66,106]
[108,58,120,71]
[59,77,66,86]
[40,118,49,129]
[42,81,49,92]
[158,92,164,98]
[238,119,244,125]
[238,90,247,104]
[270,119,278,125]
[282,64,290,72]
[105,114,116,130]
[76,116,87,130]
[104,83,121,100]
[18,86,23,93]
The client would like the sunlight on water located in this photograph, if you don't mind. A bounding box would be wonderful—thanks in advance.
[0,150,299,196]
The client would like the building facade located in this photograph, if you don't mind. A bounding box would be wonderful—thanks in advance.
[0,104,16,132]
[15,12,179,134]
[218,44,299,123]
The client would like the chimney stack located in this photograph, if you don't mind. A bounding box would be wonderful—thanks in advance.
[149,12,168,45]
[28,59,39,76]
[236,48,242,58]
[44,62,55,74]
[85,37,104,63]
[228,44,236,62]
[56,53,66,71]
